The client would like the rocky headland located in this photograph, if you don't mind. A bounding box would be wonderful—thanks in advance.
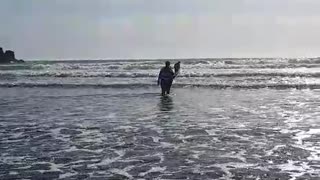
[0,47,24,64]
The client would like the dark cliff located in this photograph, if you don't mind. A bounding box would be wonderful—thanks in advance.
[0,47,24,64]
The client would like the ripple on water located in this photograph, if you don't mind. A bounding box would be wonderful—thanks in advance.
[1,88,320,179]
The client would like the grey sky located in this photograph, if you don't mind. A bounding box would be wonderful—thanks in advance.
[1,0,320,59]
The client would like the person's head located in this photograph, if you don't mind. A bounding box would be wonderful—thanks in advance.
[165,61,170,67]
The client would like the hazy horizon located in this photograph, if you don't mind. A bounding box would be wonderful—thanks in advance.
[20,56,320,62]
[2,0,320,60]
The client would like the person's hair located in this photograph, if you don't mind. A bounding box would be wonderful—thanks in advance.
[165,61,170,67]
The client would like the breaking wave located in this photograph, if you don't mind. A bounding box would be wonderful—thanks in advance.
[1,58,320,71]
[1,59,319,90]
[1,72,320,78]
[1,71,320,78]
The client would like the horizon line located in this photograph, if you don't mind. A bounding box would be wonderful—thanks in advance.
[23,56,320,61]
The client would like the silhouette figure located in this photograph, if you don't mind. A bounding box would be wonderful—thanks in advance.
[174,61,181,77]
[158,61,174,96]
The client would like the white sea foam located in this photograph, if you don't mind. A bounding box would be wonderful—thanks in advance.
[59,172,78,179]
[9,171,19,175]
[266,145,286,156]
[276,160,315,180]
[139,166,166,177]
[0,156,25,164]
[88,150,125,168]
[151,136,161,143]
[220,150,247,163]
[110,168,133,179]
[205,129,217,136]
[36,162,63,173]
[214,162,258,179]
[67,145,104,153]
[1,65,320,179]
[50,128,69,142]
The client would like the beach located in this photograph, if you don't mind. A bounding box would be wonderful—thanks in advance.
[0,59,320,179]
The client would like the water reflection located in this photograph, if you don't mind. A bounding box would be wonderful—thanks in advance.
[158,95,174,112]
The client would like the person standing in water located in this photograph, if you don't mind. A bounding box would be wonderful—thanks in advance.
[174,61,181,77]
[158,61,175,96]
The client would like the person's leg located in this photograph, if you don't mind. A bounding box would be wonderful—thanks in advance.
[166,80,173,94]
[161,88,165,96]
[160,81,166,96]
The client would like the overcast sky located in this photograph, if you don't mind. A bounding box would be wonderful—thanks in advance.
[1,0,320,59]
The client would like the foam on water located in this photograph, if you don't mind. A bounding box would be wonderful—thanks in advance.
[110,168,134,179]
[139,166,166,177]
[1,59,320,90]
[59,172,79,179]
[0,70,320,179]
[293,129,320,161]
[50,128,70,142]
[276,94,320,179]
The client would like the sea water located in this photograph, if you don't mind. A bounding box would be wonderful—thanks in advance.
[0,58,320,179]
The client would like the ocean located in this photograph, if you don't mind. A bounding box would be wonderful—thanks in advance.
[0,58,320,179]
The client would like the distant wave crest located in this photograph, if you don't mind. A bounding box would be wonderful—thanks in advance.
[1,72,319,78]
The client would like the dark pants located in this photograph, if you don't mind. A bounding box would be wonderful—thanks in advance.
[161,80,173,95]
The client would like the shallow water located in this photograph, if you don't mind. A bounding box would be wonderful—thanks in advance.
[0,87,320,179]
